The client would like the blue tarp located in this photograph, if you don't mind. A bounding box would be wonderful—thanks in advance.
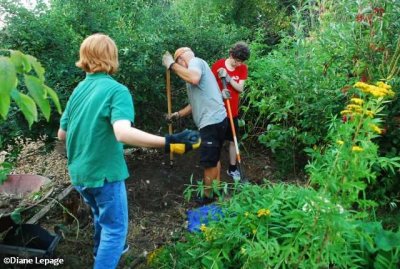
[187,204,223,232]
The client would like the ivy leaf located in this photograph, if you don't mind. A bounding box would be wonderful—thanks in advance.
[24,74,50,121]
[10,50,31,73]
[0,57,17,119]
[11,89,38,128]
[45,85,62,114]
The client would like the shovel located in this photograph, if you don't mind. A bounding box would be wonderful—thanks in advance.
[166,68,174,167]
[220,77,249,183]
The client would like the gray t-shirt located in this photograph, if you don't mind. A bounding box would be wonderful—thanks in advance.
[187,57,227,129]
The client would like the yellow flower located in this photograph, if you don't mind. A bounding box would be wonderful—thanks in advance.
[376,81,392,90]
[200,224,207,232]
[252,229,257,234]
[364,110,375,118]
[354,82,369,90]
[244,212,249,217]
[336,140,344,145]
[257,208,271,217]
[354,81,394,98]
[367,85,393,97]
[352,146,363,152]
[340,110,352,115]
[370,124,382,134]
[350,98,364,105]
[204,229,216,241]
[346,104,362,110]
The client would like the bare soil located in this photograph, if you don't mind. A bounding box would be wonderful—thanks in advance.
[1,141,274,268]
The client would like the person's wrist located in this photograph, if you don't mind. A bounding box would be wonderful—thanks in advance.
[165,136,170,152]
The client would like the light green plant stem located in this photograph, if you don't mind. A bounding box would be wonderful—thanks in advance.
[51,198,80,239]
[387,38,400,80]
[210,250,222,268]
[296,213,320,266]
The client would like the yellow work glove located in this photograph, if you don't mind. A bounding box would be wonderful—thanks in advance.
[165,129,201,154]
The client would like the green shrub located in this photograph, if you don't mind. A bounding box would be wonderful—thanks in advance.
[242,0,400,175]
[150,183,400,268]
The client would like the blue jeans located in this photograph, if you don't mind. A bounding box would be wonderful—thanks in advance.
[75,180,128,269]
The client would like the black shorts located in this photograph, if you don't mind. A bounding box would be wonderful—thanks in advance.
[225,117,239,142]
[199,119,228,168]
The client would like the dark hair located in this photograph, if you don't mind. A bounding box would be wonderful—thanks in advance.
[229,41,250,61]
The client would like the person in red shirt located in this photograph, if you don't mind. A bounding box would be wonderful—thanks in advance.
[211,42,250,180]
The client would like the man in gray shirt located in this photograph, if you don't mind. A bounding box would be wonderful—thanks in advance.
[163,47,228,203]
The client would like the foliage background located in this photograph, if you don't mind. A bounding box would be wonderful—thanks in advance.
[1,0,399,203]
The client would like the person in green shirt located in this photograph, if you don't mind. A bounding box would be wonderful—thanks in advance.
[58,33,200,269]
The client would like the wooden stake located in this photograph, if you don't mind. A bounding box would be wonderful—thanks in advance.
[166,69,174,165]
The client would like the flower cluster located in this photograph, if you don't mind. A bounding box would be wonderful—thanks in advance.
[200,223,207,232]
[200,224,217,241]
[370,124,382,134]
[257,208,271,217]
[354,81,395,98]
[339,81,394,139]
[340,97,365,116]
[352,146,363,152]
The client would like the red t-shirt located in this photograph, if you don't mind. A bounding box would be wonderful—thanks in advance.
[211,59,248,117]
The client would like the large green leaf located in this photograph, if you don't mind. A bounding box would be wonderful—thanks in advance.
[24,74,50,121]
[0,57,17,119]
[0,93,10,120]
[45,85,62,114]
[10,50,31,73]
[11,89,38,127]
[26,55,45,81]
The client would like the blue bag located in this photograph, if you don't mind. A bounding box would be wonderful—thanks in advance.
[187,205,223,232]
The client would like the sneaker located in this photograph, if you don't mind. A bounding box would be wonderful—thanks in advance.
[122,244,130,255]
[194,196,216,206]
[227,169,241,180]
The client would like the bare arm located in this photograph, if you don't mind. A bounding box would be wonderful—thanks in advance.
[229,79,245,93]
[177,104,192,117]
[171,64,201,85]
[113,120,166,147]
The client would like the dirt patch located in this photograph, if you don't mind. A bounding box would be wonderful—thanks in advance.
[1,141,274,268]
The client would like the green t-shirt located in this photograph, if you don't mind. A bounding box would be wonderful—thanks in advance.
[60,73,135,187]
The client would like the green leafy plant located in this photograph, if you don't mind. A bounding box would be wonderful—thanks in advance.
[151,183,400,268]
[0,50,61,127]
[0,50,61,183]
[243,0,400,175]
[306,81,400,210]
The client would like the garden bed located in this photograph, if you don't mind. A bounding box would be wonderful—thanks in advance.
[2,140,275,268]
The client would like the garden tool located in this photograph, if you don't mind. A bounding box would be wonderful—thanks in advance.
[166,68,174,166]
[220,76,249,183]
